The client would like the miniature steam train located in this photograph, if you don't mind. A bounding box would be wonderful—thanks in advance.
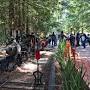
[0,44,22,72]
[0,33,48,72]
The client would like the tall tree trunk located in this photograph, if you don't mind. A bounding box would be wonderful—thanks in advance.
[21,0,25,33]
[82,28,83,33]
[17,0,21,36]
[26,3,29,34]
[9,0,14,36]
[13,0,21,37]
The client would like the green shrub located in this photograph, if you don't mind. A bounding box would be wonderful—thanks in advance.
[62,59,88,90]
[55,40,66,68]
[55,41,89,90]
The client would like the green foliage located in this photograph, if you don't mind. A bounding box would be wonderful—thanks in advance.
[60,0,90,33]
[0,0,60,43]
[55,40,66,69]
[62,59,88,90]
[55,41,89,90]
[0,0,90,44]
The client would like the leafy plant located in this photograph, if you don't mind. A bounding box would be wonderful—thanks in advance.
[55,40,66,68]
[55,41,89,90]
[62,59,88,90]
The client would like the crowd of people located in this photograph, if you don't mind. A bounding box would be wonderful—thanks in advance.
[8,31,90,52]
[47,32,57,47]
[69,32,90,48]
[59,31,90,49]
[47,31,90,49]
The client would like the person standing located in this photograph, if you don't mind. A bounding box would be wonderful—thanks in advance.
[48,34,52,45]
[81,33,87,48]
[76,32,80,47]
[60,31,64,41]
[51,32,57,47]
[70,34,75,48]
[87,34,90,45]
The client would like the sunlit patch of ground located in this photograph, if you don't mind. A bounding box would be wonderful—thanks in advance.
[16,62,37,73]
[40,51,54,56]
[0,45,58,90]
[16,50,55,73]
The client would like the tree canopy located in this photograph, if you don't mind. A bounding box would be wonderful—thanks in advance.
[0,0,90,43]
[58,0,90,33]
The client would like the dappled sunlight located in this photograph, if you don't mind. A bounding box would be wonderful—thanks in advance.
[40,51,47,54]
[17,51,53,73]
[16,67,30,73]
[40,50,54,57]
[75,46,90,87]
[44,51,54,56]
[37,58,48,61]
[16,63,38,73]
[77,56,90,59]
[76,50,90,60]
[0,0,90,89]
[40,51,54,55]
[88,84,90,89]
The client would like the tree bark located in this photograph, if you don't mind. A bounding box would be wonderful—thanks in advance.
[26,2,29,34]
[9,0,14,36]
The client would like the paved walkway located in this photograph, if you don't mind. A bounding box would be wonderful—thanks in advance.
[76,45,90,87]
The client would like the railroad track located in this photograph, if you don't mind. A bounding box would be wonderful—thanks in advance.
[0,68,44,90]
[0,51,49,90]
[0,80,44,90]
[0,80,34,90]
[0,69,34,90]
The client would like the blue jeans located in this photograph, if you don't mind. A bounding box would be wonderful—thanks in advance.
[82,41,86,48]
[52,40,55,46]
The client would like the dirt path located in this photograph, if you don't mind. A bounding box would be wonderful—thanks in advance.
[76,46,90,87]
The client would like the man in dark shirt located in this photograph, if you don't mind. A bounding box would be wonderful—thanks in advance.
[76,32,80,47]
[70,34,75,48]
[51,32,57,47]
[81,33,87,48]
